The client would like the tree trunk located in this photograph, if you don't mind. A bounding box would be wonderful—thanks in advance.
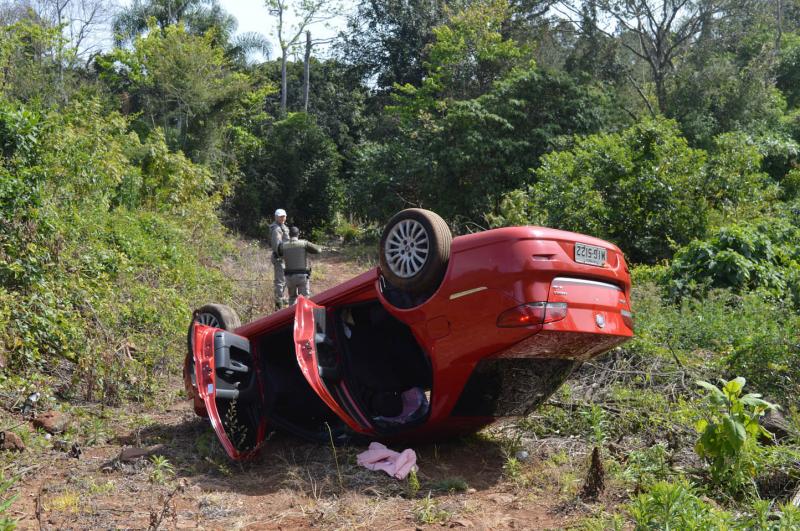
[654,71,667,115]
[280,49,288,115]
[303,30,311,113]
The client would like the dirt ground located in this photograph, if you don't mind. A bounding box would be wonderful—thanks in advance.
[2,245,618,530]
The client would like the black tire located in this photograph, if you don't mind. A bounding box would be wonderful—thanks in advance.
[192,303,241,331]
[379,209,452,295]
[185,304,241,385]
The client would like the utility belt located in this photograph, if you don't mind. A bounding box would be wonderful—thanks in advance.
[285,269,311,276]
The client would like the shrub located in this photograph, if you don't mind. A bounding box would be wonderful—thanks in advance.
[694,377,777,497]
[0,100,234,402]
[628,480,732,529]
[491,118,708,263]
[626,279,800,399]
[704,132,771,209]
[667,215,800,303]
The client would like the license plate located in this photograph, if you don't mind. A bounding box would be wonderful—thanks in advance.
[575,243,607,266]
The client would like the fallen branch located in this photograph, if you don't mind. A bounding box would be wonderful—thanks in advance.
[148,483,184,531]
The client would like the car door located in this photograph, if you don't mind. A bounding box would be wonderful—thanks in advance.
[293,296,374,434]
[191,323,268,460]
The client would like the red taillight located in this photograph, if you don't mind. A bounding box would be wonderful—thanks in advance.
[497,302,568,328]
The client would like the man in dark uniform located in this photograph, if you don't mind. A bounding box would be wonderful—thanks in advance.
[269,209,290,309]
[278,226,322,306]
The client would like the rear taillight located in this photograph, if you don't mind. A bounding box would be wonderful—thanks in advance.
[621,309,634,329]
[497,302,568,328]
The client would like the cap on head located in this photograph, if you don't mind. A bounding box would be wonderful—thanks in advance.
[289,226,300,238]
[274,208,287,218]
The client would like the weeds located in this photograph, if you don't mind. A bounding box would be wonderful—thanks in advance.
[406,469,420,498]
[47,490,80,513]
[324,422,343,491]
[503,457,523,482]
[432,477,468,493]
[81,416,112,446]
[694,377,777,497]
[0,474,17,531]
[149,455,175,484]
[413,492,450,525]
[628,480,731,529]
[581,404,608,445]
[622,444,672,491]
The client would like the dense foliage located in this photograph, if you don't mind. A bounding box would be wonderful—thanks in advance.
[0,97,233,404]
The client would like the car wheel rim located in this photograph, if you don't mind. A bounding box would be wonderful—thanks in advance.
[196,312,220,328]
[385,219,430,278]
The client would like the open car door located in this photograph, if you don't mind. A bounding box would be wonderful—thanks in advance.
[293,297,373,434]
[192,323,268,460]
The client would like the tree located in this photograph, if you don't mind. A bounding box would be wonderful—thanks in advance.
[97,22,249,164]
[266,0,340,114]
[112,0,270,63]
[339,0,470,91]
[0,15,66,105]
[559,0,727,114]
[350,2,606,223]
[229,112,342,233]
[31,0,113,67]
[113,0,226,44]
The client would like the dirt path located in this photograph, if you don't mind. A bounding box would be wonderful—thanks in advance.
[3,246,608,530]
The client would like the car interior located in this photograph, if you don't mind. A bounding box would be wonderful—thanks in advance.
[210,300,435,446]
[334,301,433,432]
[254,326,348,442]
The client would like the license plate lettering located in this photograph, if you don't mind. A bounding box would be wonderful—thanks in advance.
[575,243,606,266]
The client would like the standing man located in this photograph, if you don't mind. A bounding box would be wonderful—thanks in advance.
[270,209,290,310]
[279,226,322,306]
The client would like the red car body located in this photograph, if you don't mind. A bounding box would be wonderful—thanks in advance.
[186,226,633,460]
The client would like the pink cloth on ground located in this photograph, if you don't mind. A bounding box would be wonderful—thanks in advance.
[356,442,418,479]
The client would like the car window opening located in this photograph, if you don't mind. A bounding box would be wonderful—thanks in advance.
[256,326,349,442]
[336,302,433,431]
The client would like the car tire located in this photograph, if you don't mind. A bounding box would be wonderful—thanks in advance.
[192,303,241,331]
[379,208,452,295]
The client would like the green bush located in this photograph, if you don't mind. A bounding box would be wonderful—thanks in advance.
[628,480,732,529]
[694,377,777,497]
[0,100,234,402]
[627,279,800,398]
[667,216,800,302]
[491,118,709,263]
[704,132,771,209]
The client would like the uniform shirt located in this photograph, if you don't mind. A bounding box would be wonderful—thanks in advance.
[279,238,322,274]
[269,222,290,255]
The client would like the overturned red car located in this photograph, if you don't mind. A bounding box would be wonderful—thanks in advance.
[185,209,633,460]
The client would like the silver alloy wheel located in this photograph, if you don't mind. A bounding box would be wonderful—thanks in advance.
[195,312,220,328]
[384,218,430,278]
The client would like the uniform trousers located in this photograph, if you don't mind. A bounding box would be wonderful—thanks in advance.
[286,273,311,305]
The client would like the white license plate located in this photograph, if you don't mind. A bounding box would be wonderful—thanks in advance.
[575,243,607,266]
